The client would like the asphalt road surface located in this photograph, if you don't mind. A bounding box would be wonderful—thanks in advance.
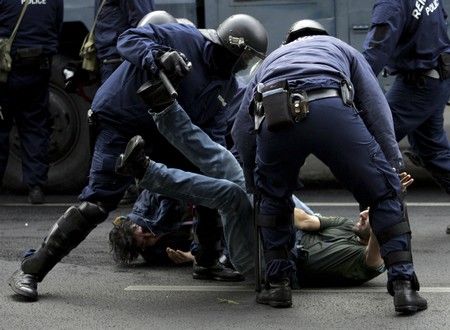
[1,188,450,329]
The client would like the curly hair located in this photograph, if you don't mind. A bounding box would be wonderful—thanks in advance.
[109,216,141,265]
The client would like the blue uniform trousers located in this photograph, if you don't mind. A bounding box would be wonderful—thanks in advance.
[0,64,51,188]
[387,75,450,192]
[256,97,413,282]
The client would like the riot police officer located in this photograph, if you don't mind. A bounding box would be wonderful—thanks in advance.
[234,20,427,314]
[8,13,268,301]
[94,0,154,83]
[362,0,450,233]
[0,0,63,204]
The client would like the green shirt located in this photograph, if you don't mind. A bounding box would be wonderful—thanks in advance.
[297,216,384,286]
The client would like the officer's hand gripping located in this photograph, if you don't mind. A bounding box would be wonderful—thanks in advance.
[137,51,192,112]
[157,51,192,78]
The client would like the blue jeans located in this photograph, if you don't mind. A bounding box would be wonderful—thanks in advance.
[140,102,254,273]
[139,102,314,273]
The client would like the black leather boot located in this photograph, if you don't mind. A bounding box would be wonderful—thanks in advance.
[193,261,245,282]
[256,279,292,308]
[115,135,150,180]
[389,279,428,314]
[8,202,108,301]
[9,270,39,301]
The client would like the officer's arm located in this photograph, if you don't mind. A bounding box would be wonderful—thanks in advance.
[362,2,405,76]
[117,25,169,74]
[125,0,155,27]
[226,78,248,133]
[231,85,257,192]
[350,50,403,170]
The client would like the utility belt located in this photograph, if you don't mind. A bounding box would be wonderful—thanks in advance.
[102,57,123,65]
[402,69,441,82]
[253,79,354,132]
[12,47,50,69]
[400,53,450,82]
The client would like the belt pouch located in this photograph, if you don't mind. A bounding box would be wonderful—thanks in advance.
[262,88,293,131]
[438,53,450,80]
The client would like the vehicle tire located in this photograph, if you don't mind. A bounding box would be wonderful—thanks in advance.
[3,55,93,193]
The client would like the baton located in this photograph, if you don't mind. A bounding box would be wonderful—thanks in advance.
[254,194,262,292]
[158,70,178,99]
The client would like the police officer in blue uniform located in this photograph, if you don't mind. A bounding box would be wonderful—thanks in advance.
[0,0,63,204]
[363,0,450,233]
[95,0,154,83]
[233,20,427,314]
[8,13,268,301]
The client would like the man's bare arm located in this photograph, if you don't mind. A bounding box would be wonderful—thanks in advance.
[294,208,320,231]
[364,231,384,268]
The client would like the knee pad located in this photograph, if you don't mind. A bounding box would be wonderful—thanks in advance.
[78,201,109,224]
[44,202,108,250]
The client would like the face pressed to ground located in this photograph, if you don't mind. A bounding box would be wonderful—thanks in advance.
[352,210,371,244]
[132,224,162,249]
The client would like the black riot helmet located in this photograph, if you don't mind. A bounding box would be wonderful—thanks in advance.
[284,19,329,44]
[138,10,177,27]
[215,14,268,59]
[176,18,195,26]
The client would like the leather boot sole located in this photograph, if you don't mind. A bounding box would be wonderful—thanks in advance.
[395,303,428,314]
[256,296,292,308]
[192,272,245,282]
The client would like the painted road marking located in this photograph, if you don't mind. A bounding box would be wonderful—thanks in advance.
[125,285,450,293]
[2,202,450,207]
[0,203,125,207]
[307,202,450,207]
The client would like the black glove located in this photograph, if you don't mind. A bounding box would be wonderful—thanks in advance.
[157,51,191,77]
[137,79,174,112]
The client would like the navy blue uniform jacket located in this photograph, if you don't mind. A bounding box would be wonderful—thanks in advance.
[233,35,403,172]
[0,0,63,56]
[363,0,450,75]
[93,23,234,145]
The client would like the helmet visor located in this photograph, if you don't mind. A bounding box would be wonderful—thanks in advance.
[231,45,265,76]
[233,56,263,83]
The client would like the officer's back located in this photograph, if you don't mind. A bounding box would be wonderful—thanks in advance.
[253,35,355,90]
[363,0,450,75]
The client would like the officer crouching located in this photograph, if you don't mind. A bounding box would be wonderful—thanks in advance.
[0,0,63,203]
[235,20,427,314]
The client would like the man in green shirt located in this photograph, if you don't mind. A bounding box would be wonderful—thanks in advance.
[293,208,385,287]
[111,204,391,287]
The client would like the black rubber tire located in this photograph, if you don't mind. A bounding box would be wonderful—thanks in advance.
[3,55,93,193]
